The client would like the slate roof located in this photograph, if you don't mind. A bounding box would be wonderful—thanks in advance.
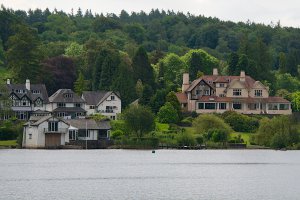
[82,91,120,106]
[53,107,86,113]
[49,89,85,103]
[65,119,111,130]
[7,83,49,103]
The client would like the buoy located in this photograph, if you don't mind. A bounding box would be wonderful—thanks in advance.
[152,150,155,153]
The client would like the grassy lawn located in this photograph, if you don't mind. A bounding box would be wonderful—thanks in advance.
[230,132,252,144]
[0,140,17,147]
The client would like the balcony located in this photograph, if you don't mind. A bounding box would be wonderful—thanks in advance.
[43,128,68,133]
[99,110,114,113]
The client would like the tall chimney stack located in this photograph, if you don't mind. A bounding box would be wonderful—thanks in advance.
[182,73,190,93]
[240,71,246,82]
[213,68,218,76]
[26,79,30,90]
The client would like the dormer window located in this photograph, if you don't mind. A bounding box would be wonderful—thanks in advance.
[64,93,73,98]
[255,90,262,97]
[31,90,41,94]
[219,83,225,87]
[58,103,66,107]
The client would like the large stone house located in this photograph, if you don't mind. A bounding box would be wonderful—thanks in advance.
[2,79,49,120]
[176,69,292,115]
[47,89,86,119]
[82,91,121,120]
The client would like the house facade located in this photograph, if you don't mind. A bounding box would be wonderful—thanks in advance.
[23,115,69,148]
[82,91,121,120]
[176,69,292,115]
[65,119,111,141]
[47,89,86,119]
[3,79,49,120]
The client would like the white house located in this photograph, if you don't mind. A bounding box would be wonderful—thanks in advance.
[22,115,69,148]
[47,89,86,119]
[82,91,121,120]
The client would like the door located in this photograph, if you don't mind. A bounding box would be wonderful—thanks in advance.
[45,133,61,148]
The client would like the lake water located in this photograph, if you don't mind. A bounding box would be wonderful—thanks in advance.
[0,149,300,200]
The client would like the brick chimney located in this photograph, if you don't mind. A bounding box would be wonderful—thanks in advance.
[240,71,246,82]
[213,68,218,76]
[26,79,30,90]
[182,73,190,93]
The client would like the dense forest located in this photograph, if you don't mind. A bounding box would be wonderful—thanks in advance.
[0,5,300,110]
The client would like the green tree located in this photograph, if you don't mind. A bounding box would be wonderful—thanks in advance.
[132,46,155,86]
[112,53,136,107]
[291,91,300,111]
[65,42,84,57]
[122,104,155,138]
[193,114,232,135]
[74,71,88,95]
[166,91,181,118]
[139,84,153,106]
[157,102,179,123]
[124,23,146,44]
[228,52,239,75]
[6,24,43,82]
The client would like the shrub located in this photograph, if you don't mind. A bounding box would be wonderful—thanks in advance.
[111,130,124,140]
[193,114,232,134]
[176,133,196,146]
[222,111,259,132]
[157,102,179,123]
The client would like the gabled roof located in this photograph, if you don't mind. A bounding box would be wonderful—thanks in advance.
[49,89,85,103]
[82,91,120,106]
[186,75,257,92]
[7,84,49,103]
[175,93,187,104]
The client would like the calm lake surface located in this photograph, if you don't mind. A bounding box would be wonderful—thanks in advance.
[0,149,300,200]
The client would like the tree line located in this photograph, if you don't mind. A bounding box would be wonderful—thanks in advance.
[0,5,300,111]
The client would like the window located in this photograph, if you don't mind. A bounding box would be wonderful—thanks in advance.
[57,103,66,107]
[64,93,73,98]
[21,97,30,106]
[204,90,210,95]
[111,95,115,100]
[205,103,216,109]
[219,83,225,87]
[196,90,200,95]
[75,103,81,107]
[110,116,116,120]
[248,103,259,110]
[279,104,289,110]
[106,106,113,113]
[75,112,84,117]
[48,121,58,132]
[29,134,32,139]
[219,94,226,97]
[233,102,242,109]
[89,105,95,109]
[69,130,77,140]
[255,90,262,97]
[219,103,227,110]
[233,89,241,96]
[268,104,278,110]
[198,103,204,109]
[57,112,65,117]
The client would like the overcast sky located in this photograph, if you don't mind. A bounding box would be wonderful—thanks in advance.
[2,0,300,27]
